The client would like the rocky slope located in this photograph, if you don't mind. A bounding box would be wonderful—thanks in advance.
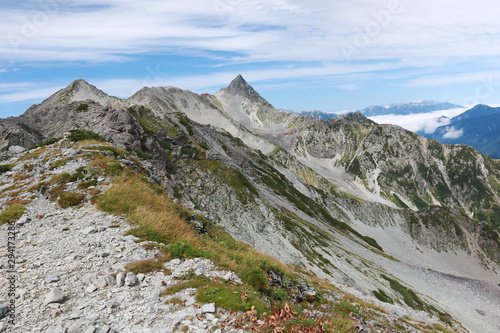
[0,139,465,332]
[0,76,499,332]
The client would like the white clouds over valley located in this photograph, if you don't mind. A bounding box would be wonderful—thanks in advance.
[368,108,468,134]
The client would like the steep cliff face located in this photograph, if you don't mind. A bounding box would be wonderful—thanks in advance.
[1,77,499,332]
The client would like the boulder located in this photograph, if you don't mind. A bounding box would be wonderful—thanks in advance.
[44,288,65,304]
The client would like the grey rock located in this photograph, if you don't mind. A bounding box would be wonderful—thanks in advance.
[46,274,60,283]
[8,145,26,154]
[170,258,181,265]
[17,215,31,225]
[104,275,115,286]
[0,304,9,320]
[64,314,81,320]
[45,325,67,333]
[44,288,66,304]
[201,303,215,313]
[86,284,98,293]
[94,277,108,288]
[82,227,98,234]
[115,272,125,287]
[125,272,138,286]
[136,273,145,282]
[356,326,371,333]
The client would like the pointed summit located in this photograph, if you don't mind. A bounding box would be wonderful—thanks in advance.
[223,75,269,104]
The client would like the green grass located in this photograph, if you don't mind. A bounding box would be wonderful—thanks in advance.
[160,275,211,296]
[0,204,27,226]
[382,275,425,310]
[0,164,13,174]
[196,282,268,314]
[334,300,361,317]
[373,288,394,304]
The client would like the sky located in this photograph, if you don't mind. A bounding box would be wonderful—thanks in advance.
[2,0,500,118]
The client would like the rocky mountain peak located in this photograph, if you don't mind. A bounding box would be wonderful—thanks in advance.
[222,75,269,104]
[60,79,108,101]
[28,78,128,112]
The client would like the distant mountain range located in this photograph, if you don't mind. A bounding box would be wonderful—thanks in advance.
[296,101,500,159]
[422,104,500,158]
[360,101,463,116]
[296,100,463,119]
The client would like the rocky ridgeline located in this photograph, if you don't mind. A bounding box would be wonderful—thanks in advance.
[0,142,249,332]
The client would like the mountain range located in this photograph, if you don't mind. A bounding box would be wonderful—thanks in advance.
[422,104,500,158]
[0,76,499,332]
[296,100,463,120]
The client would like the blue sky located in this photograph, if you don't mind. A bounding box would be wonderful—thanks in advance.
[2,0,500,117]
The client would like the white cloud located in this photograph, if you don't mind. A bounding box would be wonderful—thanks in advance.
[337,84,359,91]
[368,108,468,134]
[401,71,500,88]
[0,86,63,103]
[1,0,500,65]
[442,126,464,139]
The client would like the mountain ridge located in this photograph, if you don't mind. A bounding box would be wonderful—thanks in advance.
[0,76,499,332]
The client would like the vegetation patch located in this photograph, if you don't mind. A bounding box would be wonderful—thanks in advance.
[0,204,27,226]
[125,259,166,274]
[176,113,194,136]
[88,145,127,157]
[196,282,268,314]
[49,157,71,170]
[382,275,426,310]
[78,179,98,189]
[28,137,62,150]
[0,164,14,174]
[196,160,258,205]
[75,103,89,112]
[373,288,394,304]
[160,275,211,296]
[68,129,105,142]
[58,191,85,208]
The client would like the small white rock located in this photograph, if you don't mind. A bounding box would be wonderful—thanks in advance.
[200,303,215,313]
[44,288,65,305]
[86,284,97,293]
